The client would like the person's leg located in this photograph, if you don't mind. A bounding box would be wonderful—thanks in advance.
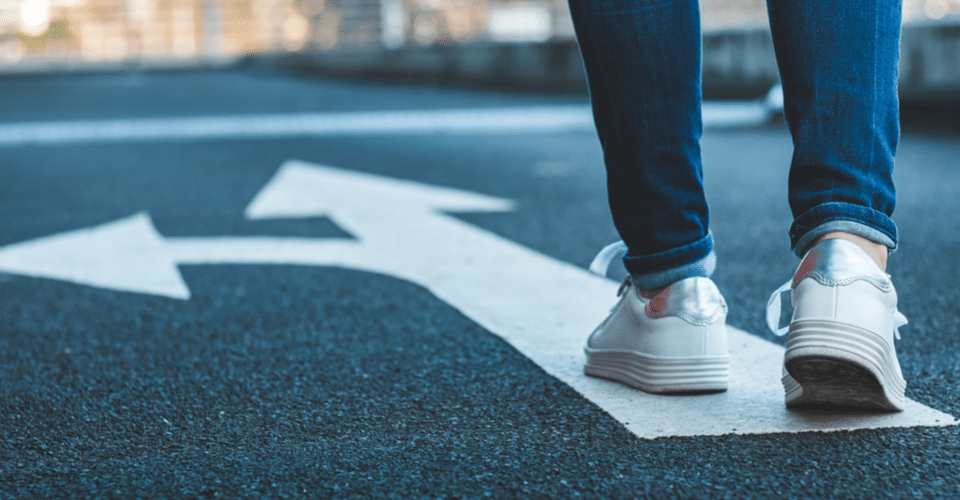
[567,0,714,290]
[570,0,730,394]
[766,0,905,410]
[767,0,901,258]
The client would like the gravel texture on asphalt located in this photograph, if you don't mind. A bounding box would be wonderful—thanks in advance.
[1,69,959,498]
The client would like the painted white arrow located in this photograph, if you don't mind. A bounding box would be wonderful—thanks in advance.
[0,159,955,438]
[0,213,191,299]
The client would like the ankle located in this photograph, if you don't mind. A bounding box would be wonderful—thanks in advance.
[813,232,888,271]
[637,287,665,300]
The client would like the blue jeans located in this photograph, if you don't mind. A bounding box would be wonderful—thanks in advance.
[567,0,902,288]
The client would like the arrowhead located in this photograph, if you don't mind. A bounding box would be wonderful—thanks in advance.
[245,159,516,220]
[0,213,191,299]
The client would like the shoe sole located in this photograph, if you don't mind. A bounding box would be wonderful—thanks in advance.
[584,347,729,394]
[783,320,905,411]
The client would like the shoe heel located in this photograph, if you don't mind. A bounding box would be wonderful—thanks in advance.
[784,319,905,411]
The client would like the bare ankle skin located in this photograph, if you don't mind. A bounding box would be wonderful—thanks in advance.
[813,232,888,271]
[637,231,889,298]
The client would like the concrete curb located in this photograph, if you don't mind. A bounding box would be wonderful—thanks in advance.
[254,23,960,103]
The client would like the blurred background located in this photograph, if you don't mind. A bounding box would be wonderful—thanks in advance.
[2,0,959,69]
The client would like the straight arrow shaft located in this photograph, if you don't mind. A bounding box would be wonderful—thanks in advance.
[165,237,367,267]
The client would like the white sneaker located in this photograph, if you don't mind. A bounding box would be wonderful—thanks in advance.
[767,238,908,411]
[584,276,731,393]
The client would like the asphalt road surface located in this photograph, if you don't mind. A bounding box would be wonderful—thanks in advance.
[2,68,960,498]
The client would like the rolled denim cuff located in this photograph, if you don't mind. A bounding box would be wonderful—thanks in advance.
[790,202,898,258]
[624,232,716,289]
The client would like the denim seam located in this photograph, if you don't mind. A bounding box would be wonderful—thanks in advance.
[622,231,713,274]
[629,250,716,289]
[791,202,895,236]
[793,215,894,242]
[793,220,897,257]
[867,1,880,209]
[790,201,898,255]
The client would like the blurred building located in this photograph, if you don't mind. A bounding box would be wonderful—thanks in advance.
[0,0,958,66]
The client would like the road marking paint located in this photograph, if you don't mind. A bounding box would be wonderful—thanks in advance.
[0,103,772,146]
[1,159,951,438]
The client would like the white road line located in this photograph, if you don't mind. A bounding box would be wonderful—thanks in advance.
[1,160,955,438]
[0,103,772,146]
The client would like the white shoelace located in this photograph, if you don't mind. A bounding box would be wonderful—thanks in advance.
[589,240,628,277]
[589,241,908,340]
[765,279,908,340]
[589,240,633,305]
[765,280,794,337]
